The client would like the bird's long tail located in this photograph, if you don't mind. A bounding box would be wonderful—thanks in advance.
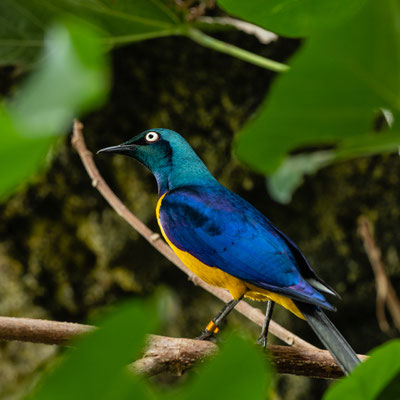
[295,302,361,375]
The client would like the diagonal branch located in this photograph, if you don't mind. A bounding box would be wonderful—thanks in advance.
[358,216,400,333]
[71,120,315,350]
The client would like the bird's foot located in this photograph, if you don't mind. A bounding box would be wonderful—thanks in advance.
[256,334,268,350]
[195,329,214,341]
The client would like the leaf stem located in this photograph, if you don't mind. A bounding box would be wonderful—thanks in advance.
[103,28,183,45]
[186,28,289,72]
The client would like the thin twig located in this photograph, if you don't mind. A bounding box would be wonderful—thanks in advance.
[197,17,278,45]
[71,119,314,350]
[358,216,400,332]
[0,317,366,379]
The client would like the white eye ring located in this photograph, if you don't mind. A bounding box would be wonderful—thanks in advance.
[145,131,159,143]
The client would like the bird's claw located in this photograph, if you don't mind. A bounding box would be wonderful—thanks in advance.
[257,335,268,350]
[195,329,214,341]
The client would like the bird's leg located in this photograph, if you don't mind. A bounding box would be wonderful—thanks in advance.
[196,296,244,340]
[257,300,275,349]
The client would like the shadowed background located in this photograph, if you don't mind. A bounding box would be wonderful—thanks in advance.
[0,24,399,400]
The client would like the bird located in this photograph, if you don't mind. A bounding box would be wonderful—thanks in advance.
[98,128,361,375]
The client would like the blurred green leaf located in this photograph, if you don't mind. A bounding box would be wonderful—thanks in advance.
[324,340,400,400]
[267,129,400,203]
[0,20,109,200]
[0,0,49,65]
[217,0,368,37]
[376,373,400,400]
[11,22,109,136]
[0,0,182,66]
[29,300,157,400]
[170,335,273,400]
[0,110,54,201]
[235,0,400,177]
[267,151,334,204]
[335,131,400,160]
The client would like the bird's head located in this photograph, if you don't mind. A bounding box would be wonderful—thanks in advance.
[97,128,215,195]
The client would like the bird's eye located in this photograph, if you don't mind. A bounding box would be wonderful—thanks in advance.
[145,132,159,143]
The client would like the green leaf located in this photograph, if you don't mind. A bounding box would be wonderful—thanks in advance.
[217,0,368,37]
[0,0,182,66]
[335,131,400,160]
[376,373,400,400]
[29,300,157,400]
[267,151,334,204]
[0,20,109,200]
[0,111,54,201]
[324,340,400,400]
[0,0,48,65]
[10,22,109,136]
[266,129,400,202]
[171,335,273,400]
[235,0,400,176]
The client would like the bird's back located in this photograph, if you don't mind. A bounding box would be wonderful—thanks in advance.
[157,182,335,314]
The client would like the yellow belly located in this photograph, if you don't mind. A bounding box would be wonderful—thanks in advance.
[156,193,304,319]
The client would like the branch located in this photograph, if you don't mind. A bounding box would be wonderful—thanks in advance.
[131,335,367,380]
[0,316,94,345]
[196,17,278,45]
[71,120,314,351]
[0,317,366,379]
[358,216,400,332]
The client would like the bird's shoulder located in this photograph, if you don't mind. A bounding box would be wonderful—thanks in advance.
[159,184,285,245]
[161,184,235,208]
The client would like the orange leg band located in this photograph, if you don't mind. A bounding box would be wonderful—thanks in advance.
[206,320,220,334]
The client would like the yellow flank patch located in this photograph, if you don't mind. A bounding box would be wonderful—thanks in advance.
[156,193,304,319]
[245,284,304,319]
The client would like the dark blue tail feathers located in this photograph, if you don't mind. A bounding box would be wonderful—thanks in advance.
[295,302,361,375]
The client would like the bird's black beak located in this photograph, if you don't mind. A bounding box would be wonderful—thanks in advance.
[97,144,134,155]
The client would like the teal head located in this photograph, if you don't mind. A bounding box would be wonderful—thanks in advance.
[98,128,216,195]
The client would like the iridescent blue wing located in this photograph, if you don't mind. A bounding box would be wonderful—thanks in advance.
[158,185,334,310]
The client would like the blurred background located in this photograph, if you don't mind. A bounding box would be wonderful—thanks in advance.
[0,0,399,399]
